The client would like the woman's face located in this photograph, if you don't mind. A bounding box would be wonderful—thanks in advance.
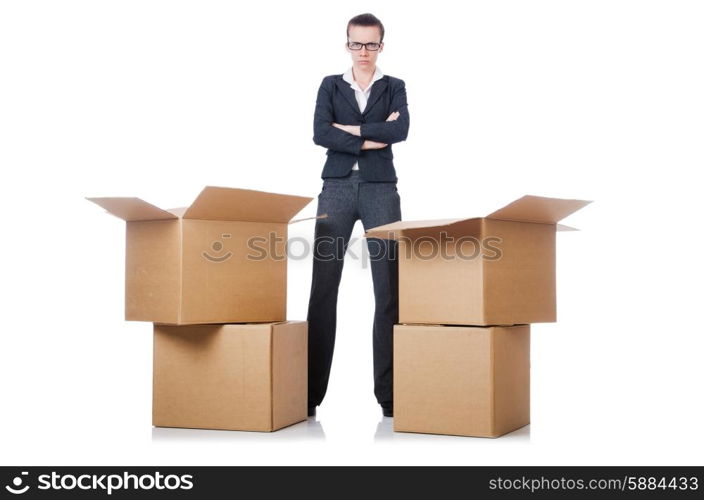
[346,25,384,70]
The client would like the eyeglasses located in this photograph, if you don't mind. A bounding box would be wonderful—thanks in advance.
[347,41,382,51]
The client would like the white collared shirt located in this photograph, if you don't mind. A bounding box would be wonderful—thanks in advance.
[342,66,384,170]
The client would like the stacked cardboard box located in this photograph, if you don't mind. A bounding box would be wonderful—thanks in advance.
[88,186,315,432]
[365,195,591,437]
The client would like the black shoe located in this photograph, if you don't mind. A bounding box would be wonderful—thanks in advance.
[381,403,393,418]
[308,406,317,417]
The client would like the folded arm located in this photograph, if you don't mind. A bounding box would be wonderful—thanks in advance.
[359,80,410,144]
[312,78,364,155]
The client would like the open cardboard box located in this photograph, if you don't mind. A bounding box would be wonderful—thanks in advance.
[88,186,320,325]
[365,195,591,326]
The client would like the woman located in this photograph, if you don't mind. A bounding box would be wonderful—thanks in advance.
[306,13,410,419]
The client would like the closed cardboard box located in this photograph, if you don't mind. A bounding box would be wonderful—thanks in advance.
[365,195,590,325]
[153,321,307,432]
[87,186,313,324]
[394,323,530,438]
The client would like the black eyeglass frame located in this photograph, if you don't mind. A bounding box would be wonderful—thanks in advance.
[347,41,382,51]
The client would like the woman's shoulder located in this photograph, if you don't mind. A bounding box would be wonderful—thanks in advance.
[320,74,343,84]
[384,74,406,88]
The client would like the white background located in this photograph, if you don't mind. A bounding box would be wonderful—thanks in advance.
[1,0,702,466]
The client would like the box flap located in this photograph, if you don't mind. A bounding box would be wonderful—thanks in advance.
[166,206,188,217]
[290,213,328,224]
[487,195,592,225]
[182,186,313,223]
[364,218,469,239]
[86,197,178,221]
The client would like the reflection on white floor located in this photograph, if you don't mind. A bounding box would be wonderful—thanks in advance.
[151,416,530,443]
[152,417,327,442]
[374,418,531,442]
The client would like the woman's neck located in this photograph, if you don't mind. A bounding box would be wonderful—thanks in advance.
[353,65,376,90]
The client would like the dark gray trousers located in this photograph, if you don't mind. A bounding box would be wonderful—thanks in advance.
[306,170,402,409]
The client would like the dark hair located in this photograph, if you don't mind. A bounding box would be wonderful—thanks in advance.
[347,13,385,43]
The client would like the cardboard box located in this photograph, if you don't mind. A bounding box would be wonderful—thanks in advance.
[153,321,307,432]
[365,195,590,325]
[394,323,530,438]
[87,186,313,324]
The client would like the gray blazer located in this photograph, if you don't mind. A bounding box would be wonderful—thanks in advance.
[313,74,410,182]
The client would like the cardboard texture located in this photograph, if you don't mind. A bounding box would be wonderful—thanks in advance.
[87,186,314,324]
[365,195,591,325]
[393,323,530,438]
[152,321,307,432]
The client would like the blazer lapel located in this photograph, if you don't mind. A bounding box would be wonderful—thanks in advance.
[335,75,390,118]
[362,77,388,117]
[335,78,362,117]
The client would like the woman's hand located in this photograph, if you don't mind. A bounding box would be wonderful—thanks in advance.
[332,123,361,136]
[361,140,388,150]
